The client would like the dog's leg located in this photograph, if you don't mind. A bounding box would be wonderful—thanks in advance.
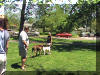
[34,47,37,56]
[48,49,51,54]
[40,51,42,55]
[31,48,34,57]
[39,50,42,55]
[34,50,36,56]
[35,49,37,56]
[39,47,41,55]
[48,47,51,55]
[32,48,34,53]
[39,50,40,55]
[40,48,43,55]
[41,50,43,55]
[44,50,45,55]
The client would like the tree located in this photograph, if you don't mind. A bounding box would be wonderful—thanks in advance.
[7,14,20,28]
[35,4,68,33]
[4,2,21,29]
[67,1,96,32]
[96,1,100,33]
[35,4,50,32]
[18,0,26,37]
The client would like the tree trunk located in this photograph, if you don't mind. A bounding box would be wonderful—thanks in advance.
[43,26,45,32]
[18,0,26,37]
[96,2,100,33]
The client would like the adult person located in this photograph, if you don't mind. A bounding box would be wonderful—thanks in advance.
[19,26,29,70]
[47,32,52,46]
[46,32,52,54]
[0,15,10,75]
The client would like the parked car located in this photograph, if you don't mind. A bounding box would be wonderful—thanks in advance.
[81,32,89,37]
[56,32,72,38]
[81,32,95,37]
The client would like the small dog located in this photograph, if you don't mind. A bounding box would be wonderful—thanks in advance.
[43,45,51,55]
[32,45,43,56]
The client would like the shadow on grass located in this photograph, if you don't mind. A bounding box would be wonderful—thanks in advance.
[11,36,96,52]
[5,71,97,75]
[30,53,49,58]
[11,63,21,69]
[52,41,96,52]
[34,71,76,75]
[29,38,96,52]
[30,55,41,58]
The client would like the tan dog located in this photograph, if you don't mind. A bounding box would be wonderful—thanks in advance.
[32,45,43,56]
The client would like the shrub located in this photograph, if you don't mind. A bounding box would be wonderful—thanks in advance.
[71,31,79,38]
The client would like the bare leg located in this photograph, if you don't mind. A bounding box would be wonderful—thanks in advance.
[21,57,26,70]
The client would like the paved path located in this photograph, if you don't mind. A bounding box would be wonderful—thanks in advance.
[53,37,96,40]
[38,36,96,40]
[9,36,96,43]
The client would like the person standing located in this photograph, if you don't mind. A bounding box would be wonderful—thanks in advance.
[47,32,52,46]
[46,32,52,54]
[0,15,10,75]
[19,26,29,70]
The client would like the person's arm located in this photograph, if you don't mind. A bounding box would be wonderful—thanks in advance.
[5,30,10,54]
[21,31,28,49]
[50,36,52,45]
[23,40,28,49]
[6,40,9,54]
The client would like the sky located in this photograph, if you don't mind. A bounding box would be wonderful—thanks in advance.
[0,0,78,15]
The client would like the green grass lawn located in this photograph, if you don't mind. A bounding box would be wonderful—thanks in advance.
[7,37,96,71]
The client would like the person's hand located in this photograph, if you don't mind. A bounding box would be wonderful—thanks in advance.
[6,45,8,49]
[27,46,29,49]
[6,45,8,54]
[25,43,28,49]
[23,41,28,49]
[6,48,8,54]
[26,45,28,49]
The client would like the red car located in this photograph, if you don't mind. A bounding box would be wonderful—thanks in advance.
[56,32,72,38]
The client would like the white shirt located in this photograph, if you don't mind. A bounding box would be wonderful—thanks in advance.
[19,31,29,48]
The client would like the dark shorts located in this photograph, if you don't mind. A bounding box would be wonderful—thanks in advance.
[19,47,27,58]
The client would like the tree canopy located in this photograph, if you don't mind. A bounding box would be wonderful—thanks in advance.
[0,0,98,35]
